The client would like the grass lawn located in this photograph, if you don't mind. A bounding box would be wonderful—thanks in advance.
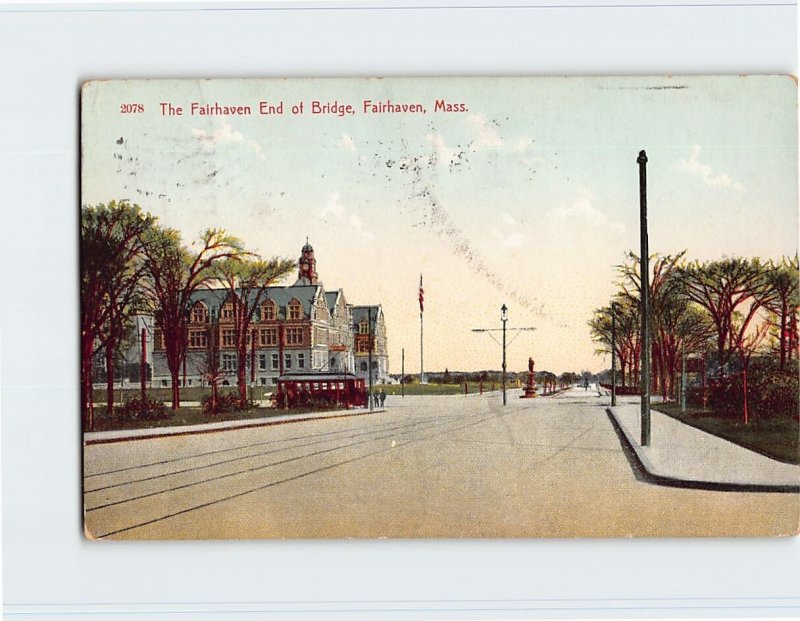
[87,403,355,432]
[376,382,507,396]
[655,403,799,465]
[92,385,273,404]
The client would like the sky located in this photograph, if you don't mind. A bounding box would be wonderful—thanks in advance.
[81,76,798,375]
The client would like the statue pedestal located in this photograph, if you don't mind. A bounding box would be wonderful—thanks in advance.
[520,371,537,398]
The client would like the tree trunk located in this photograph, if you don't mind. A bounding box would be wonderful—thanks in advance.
[81,339,95,430]
[238,341,248,406]
[742,360,750,425]
[779,301,787,369]
[171,367,180,410]
[105,342,115,417]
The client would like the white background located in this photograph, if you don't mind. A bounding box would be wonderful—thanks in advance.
[0,1,798,619]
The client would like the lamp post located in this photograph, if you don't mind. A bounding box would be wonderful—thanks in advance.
[368,306,373,412]
[501,304,508,406]
[610,302,618,408]
[638,149,651,446]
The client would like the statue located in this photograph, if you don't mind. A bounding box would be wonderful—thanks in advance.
[521,356,537,399]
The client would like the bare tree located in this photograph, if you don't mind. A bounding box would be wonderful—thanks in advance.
[141,227,244,410]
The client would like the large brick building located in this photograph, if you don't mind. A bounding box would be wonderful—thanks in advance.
[150,241,389,388]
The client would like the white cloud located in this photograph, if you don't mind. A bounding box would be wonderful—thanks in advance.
[426,132,458,163]
[677,144,745,191]
[467,114,503,148]
[192,121,264,159]
[339,134,356,151]
[501,212,517,227]
[550,189,624,235]
[491,212,525,248]
[318,191,374,240]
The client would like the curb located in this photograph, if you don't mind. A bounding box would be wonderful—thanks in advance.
[84,408,384,446]
[605,408,800,494]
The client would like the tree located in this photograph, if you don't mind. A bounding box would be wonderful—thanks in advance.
[81,201,154,429]
[141,227,245,410]
[213,256,295,407]
[677,257,772,377]
[763,256,799,369]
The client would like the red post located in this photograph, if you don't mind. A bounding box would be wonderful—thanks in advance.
[250,330,256,384]
[464,382,468,395]
[140,327,147,404]
[479,379,483,394]
[278,322,285,375]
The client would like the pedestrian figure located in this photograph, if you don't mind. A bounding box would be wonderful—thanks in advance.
[380,389,386,407]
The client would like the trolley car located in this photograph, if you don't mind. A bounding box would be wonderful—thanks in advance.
[274,372,367,409]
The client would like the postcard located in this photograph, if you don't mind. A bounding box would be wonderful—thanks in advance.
[81,76,799,539]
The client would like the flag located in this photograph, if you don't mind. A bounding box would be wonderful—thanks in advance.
[418,274,424,313]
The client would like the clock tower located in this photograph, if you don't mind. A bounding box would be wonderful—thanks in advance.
[296,238,318,285]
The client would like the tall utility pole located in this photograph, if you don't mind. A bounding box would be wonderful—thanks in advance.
[501,304,508,406]
[419,274,424,384]
[368,306,374,411]
[610,302,618,408]
[472,312,535,407]
[638,149,651,446]
[401,347,405,398]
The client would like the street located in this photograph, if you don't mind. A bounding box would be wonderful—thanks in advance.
[84,388,799,539]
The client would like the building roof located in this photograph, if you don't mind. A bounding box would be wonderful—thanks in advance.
[351,305,382,329]
[189,285,323,320]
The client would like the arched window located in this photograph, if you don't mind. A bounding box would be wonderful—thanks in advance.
[288,299,303,320]
[190,302,209,324]
[261,300,276,321]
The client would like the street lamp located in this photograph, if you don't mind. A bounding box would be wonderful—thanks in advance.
[638,149,651,446]
[610,302,619,408]
[501,304,508,406]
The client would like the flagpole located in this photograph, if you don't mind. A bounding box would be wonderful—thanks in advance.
[419,273,424,384]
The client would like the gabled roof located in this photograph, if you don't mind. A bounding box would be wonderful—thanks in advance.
[189,285,323,320]
[351,305,382,328]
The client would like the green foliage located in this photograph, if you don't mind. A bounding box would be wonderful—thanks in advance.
[202,392,257,415]
[116,397,169,421]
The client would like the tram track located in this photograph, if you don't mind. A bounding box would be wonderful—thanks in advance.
[84,416,453,495]
[90,410,510,538]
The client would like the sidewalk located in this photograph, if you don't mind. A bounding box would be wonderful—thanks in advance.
[608,404,800,492]
[84,407,383,445]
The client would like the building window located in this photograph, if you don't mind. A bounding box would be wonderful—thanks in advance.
[271,353,279,370]
[190,303,209,324]
[258,353,267,371]
[261,302,276,321]
[189,329,207,348]
[260,327,278,346]
[359,319,369,334]
[220,302,234,321]
[286,327,303,345]
[222,353,237,371]
[260,377,267,386]
[284,353,292,370]
[297,353,305,369]
[222,328,235,348]
[359,362,368,372]
[288,301,302,320]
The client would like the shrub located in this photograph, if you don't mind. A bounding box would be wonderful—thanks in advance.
[202,392,257,415]
[117,397,169,421]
